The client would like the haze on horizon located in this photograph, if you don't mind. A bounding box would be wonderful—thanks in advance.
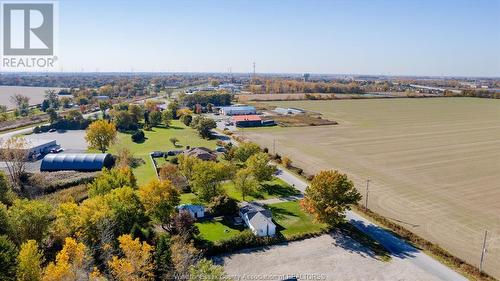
[55,0,500,77]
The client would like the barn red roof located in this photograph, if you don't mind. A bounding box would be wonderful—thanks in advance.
[232,115,262,122]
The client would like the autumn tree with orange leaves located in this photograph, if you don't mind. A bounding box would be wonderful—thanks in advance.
[301,170,361,225]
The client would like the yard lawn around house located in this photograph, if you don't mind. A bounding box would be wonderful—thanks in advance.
[267,200,328,238]
[180,192,198,204]
[196,217,244,242]
[180,177,300,204]
[223,177,300,202]
[105,120,218,186]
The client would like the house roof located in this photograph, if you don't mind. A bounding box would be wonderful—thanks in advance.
[240,202,272,220]
[182,147,217,160]
[177,204,204,213]
[249,211,275,227]
[232,115,262,122]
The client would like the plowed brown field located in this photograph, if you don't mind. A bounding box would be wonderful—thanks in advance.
[241,98,500,278]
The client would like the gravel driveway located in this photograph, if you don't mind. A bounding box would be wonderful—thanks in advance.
[216,234,448,281]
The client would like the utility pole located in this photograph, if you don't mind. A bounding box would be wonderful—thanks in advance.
[365,179,370,211]
[480,230,488,273]
[252,62,256,80]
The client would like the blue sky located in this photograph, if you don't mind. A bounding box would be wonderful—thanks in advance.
[58,0,500,76]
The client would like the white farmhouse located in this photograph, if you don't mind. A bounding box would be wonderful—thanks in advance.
[239,202,276,237]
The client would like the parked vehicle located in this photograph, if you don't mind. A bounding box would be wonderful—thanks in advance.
[49,128,57,132]
[167,150,183,156]
[151,151,164,157]
[215,146,226,153]
[50,147,64,153]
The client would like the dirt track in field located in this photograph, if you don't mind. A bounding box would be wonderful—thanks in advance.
[240,98,500,279]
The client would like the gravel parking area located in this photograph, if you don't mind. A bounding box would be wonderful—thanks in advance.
[216,234,445,281]
[25,130,88,153]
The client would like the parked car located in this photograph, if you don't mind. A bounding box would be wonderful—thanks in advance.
[49,128,56,132]
[167,150,183,156]
[50,147,64,153]
[151,151,164,157]
[215,146,226,153]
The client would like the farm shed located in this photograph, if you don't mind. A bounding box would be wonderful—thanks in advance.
[177,204,205,218]
[232,115,262,127]
[219,106,257,116]
[40,153,113,172]
[0,139,57,159]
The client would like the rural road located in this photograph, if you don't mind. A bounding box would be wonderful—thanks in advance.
[0,111,100,140]
[274,168,468,281]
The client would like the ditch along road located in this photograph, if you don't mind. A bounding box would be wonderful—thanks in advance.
[274,168,467,281]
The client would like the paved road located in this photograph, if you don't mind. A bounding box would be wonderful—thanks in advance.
[274,168,467,281]
[0,111,100,141]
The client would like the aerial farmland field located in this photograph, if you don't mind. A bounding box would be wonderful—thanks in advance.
[240,97,500,278]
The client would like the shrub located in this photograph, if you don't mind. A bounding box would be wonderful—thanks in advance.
[169,156,178,165]
[282,157,292,168]
[26,171,99,194]
[32,126,41,134]
[206,230,284,256]
[180,114,193,126]
[143,123,152,131]
[208,194,238,216]
[131,130,145,143]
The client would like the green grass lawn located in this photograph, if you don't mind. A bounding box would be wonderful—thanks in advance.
[223,177,300,202]
[196,217,243,242]
[179,177,300,204]
[107,120,217,186]
[268,200,328,238]
[180,192,198,204]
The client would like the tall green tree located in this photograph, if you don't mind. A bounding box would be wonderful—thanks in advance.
[0,204,9,236]
[155,234,172,279]
[88,167,137,197]
[162,110,173,128]
[128,104,143,124]
[193,117,216,139]
[301,170,361,225]
[0,235,17,281]
[233,142,261,162]
[233,168,258,201]
[246,152,277,182]
[191,161,232,202]
[0,171,13,205]
[149,111,162,127]
[8,199,52,244]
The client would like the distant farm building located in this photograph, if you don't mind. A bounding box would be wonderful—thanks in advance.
[182,147,217,161]
[232,115,262,127]
[273,107,305,115]
[40,153,113,172]
[219,106,256,116]
[231,115,275,128]
[0,139,57,159]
